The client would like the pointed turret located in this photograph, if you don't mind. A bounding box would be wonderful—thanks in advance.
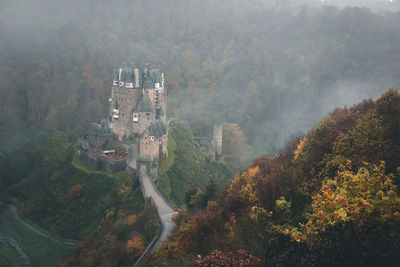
[112,68,119,86]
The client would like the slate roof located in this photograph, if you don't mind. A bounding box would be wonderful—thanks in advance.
[88,119,113,137]
[134,93,154,113]
[143,78,155,89]
[149,120,167,139]
[142,66,162,88]
[137,156,151,162]
[112,68,119,81]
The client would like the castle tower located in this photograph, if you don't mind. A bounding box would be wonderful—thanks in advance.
[213,124,223,156]
[108,62,168,167]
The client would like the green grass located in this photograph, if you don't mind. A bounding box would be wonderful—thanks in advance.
[71,148,124,178]
[7,148,143,240]
[0,209,70,267]
[158,122,232,207]
[0,242,26,267]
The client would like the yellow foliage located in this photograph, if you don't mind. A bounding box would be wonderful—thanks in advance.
[227,166,260,203]
[127,214,137,226]
[294,137,307,160]
[288,161,400,244]
[118,183,129,195]
[249,205,268,221]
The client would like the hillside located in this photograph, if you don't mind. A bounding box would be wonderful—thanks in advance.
[1,134,162,266]
[158,121,232,208]
[6,144,144,240]
[146,89,400,266]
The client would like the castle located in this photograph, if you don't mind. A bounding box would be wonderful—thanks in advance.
[110,63,168,164]
[79,62,168,171]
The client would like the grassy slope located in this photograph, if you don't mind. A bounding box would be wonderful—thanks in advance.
[0,208,70,267]
[6,149,144,240]
[0,243,26,267]
[158,121,232,207]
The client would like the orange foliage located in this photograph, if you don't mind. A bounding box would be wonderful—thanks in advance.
[51,170,60,181]
[23,202,34,215]
[68,184,83,199]
[126,235,145,258]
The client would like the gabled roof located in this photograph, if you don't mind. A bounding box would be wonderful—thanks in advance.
[134,93,154,113]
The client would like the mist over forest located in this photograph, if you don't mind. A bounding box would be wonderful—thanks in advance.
[1,0,400,154]
[2,1,400,266]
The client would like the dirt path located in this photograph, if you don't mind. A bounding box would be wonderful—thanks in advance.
[0,202,76,248]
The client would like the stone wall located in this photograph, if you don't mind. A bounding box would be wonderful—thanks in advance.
[139,135,160,161]
[110,87,142,140]
[78,151,126,172]
[132,112,155,135]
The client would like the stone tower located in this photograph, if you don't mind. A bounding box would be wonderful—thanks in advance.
[213,124,223,156]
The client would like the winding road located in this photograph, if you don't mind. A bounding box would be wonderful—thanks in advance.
[0,202,76,248]
[135,164,177,249]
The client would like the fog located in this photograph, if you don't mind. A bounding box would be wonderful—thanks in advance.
[1,0,400,155]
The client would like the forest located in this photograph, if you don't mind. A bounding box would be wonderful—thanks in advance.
[1,0,400,266]
[144,89,400,266]
[2,0,400,156]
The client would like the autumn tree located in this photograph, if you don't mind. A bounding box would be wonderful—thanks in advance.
[68,184,83,199]
[196,249,262,267]
[333,111,392,169]
[289,162,400,265]
[126,235,145,259]
[222,123,251,171]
